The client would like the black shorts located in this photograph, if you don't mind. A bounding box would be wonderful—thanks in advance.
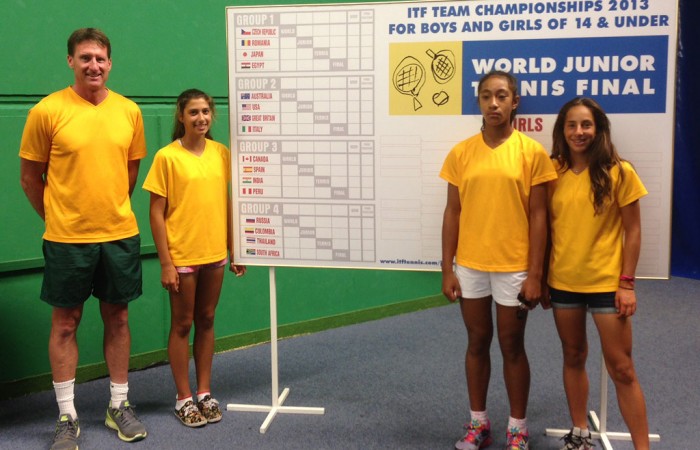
[549,287,617,314]
[41,235,142,307]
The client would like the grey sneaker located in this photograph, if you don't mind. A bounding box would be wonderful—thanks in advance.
[105,400,147,442]
[50,414,80,450]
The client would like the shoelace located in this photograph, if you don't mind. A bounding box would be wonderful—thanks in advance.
[181,402,201,420]
[55,419,78,439]
[507,428,528,448]
[114,405,139,426]
[461,421,488,443]
[562,431,594,449]
[201,397,218,408]
[562,435,578,449]
[464,419,485,431]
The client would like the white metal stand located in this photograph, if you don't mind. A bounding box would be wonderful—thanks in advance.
[227,267,325,433]
[545,353,660,449]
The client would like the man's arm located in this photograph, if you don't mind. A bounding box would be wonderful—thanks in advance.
[20,158,48,221]
[127,159,141,197]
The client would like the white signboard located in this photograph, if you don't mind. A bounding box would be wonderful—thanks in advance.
[226,0,677,277]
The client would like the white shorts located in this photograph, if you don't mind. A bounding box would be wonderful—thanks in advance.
[454,265,527,307]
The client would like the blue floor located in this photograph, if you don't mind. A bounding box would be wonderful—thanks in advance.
[0,277,696,449]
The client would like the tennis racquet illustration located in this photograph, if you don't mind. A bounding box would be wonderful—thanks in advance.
[393,56,426,111]
[426,49,456,84]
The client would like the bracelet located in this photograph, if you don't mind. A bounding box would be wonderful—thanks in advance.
[619,275,635,288]
[618,285,634,290]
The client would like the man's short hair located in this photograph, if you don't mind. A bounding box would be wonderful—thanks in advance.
[67,28,111,58]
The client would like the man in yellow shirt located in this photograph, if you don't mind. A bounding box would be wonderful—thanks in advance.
[19,28,147,450]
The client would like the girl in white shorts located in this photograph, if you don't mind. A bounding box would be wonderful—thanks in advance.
[440,71,557,450]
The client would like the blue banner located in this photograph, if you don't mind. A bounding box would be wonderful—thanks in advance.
[461,35,668,115]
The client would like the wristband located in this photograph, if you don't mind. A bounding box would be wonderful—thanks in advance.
[618,285,634,290]
[619,275,635,282]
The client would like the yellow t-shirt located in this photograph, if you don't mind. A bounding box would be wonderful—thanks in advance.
[143,139,231,266]
[547,160,648,292]
[19,87,147,243]
[440,130,557,271]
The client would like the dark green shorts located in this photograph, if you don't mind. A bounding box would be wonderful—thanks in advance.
[41,235,142,307]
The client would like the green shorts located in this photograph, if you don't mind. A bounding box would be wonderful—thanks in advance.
[41,235,143,308]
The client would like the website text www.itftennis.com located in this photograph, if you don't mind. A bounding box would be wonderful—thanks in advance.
[379,258,441,267]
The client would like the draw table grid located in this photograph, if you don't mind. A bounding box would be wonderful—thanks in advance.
[239,139,375,200]
[240,202,376,262]
[232,6,378,264]
[235,9,374,73]
[238,76,374,137]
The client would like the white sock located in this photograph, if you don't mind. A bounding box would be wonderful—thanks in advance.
[573,426,591,437]
[508,416,528,433]
[196,391,210,402]
[53,379,77,420]
[176,396,193,411]
[110,381,129,408]
[470,409,489,424]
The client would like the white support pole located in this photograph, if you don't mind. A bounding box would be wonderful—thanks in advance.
[545,353,660,449]
[227,266,325,433]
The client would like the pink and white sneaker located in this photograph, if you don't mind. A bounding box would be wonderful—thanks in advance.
[455,419,492,450]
